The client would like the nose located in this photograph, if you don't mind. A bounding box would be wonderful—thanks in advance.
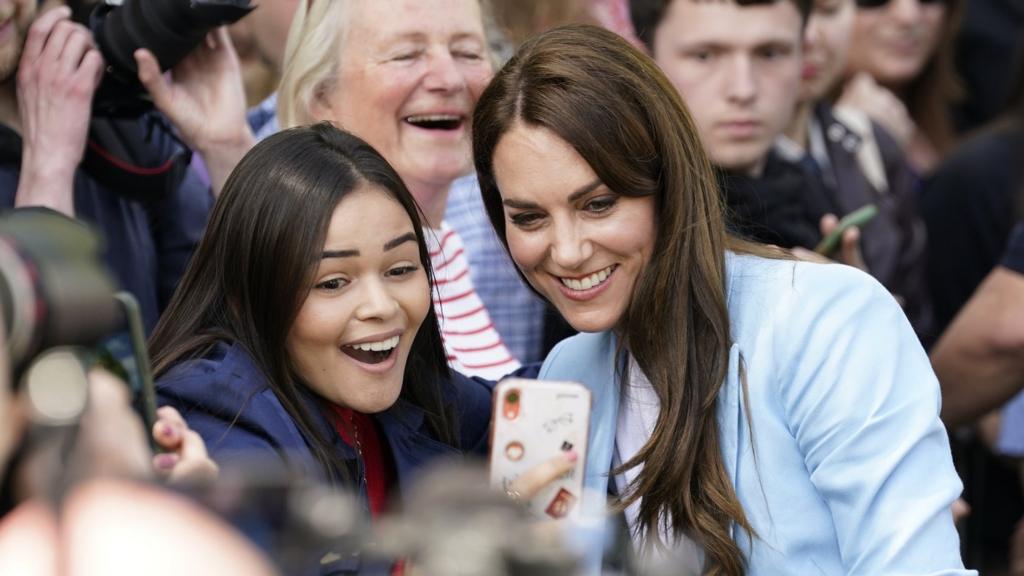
[354,278,400,322]
[804,16,822,52]
[548,218,593,271]
[725,55,757,105]
[890,0,925,24]
[423,48,467,94]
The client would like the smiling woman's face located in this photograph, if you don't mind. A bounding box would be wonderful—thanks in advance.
[286,185,431,413]
[312,0,493,216]
[846,0,946,87]
[492,123,657,333]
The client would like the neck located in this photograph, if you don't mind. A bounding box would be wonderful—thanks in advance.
[785,100,813,151]
[0,81,21,133]
[406,179,451,230]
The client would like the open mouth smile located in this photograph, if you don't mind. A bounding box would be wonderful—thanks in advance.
[341,335,400,365]
[403,114,465,131]
[554,265,618,301]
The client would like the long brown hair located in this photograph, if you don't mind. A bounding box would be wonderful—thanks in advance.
[473,24,752,575]
[149,123,455,482]
[901,0,965,157]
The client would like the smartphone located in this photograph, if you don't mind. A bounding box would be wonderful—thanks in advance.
[813,203,879,256]
[489,378,591,520]
[91,292,159,447]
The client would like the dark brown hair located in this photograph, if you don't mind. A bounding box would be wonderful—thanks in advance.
[150,123,455,482]
[900,0,965,158]
[629,0,813,52]
[473,24,753,575]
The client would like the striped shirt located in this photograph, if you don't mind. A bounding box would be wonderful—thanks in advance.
[426,223,521,380]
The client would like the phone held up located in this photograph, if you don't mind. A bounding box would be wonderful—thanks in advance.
[813,203,879,256]
[489,378,591,520]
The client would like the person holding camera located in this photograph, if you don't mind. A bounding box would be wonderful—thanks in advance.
[0,1,254,331]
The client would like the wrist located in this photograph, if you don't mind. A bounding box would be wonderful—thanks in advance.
[15,154,77,216]
[194,126,256,159]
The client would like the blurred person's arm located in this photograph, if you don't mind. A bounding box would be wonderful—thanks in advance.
[933,224,1024,428]
[13,7,104,217]
[134,27,254,197]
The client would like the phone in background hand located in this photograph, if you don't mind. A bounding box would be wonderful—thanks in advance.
[814,203,879,257]
[489,378,591,520]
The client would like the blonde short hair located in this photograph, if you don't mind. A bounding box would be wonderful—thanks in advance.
[276,0,351,129]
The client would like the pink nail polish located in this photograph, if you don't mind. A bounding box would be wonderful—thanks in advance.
[161,424,175,439]
[566,450,578,463]
[156,453,177,470]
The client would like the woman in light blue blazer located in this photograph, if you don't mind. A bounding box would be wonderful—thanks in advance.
[471,25,971,575]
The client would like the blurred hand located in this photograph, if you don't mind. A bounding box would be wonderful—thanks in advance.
[135,26,254,195]
[506,451,578,503]
[790,214,867,272]
[14,6,104,216]
[151,406,219,485]
[74,369,154,481]
[837,72,914,151]
[819,214,867,271]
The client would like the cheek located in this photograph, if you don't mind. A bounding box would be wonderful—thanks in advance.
[288,300,342,360]
[465,64,494,102]
[403,275,432,329]
[920,9,946,40]
[506,229,546,272]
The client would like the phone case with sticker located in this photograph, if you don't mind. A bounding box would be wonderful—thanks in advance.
[489,378,591,520]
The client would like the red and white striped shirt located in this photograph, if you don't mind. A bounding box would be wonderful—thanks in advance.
[426,223,521,380]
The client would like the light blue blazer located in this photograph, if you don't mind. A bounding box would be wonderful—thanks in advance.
[540,253,972,575]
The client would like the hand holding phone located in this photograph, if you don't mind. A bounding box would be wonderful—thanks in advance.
[489,379,591,519]
[814,204,878,256]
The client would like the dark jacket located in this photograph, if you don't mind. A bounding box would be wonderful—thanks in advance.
[719,150,830,250]
[922,123,1024,333]
[0,117,213,331]
[809,104,934,341]
[156,340,497,575]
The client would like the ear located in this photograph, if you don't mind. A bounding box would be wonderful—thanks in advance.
[309,82,334,123]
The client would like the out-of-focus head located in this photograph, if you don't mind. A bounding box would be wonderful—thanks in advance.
[245,0,300,71]
[630,0,809,174]
[0,0,39,83]
[489,0,592,47]
[801,0,855,100]
[277,0,493,224]
[846,0,950,88]
[473,24,727,334]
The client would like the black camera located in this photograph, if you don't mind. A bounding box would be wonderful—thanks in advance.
[0,209,120,373]
[75,0,254,117]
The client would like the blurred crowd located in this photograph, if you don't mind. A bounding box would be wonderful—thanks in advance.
[0,0,1021,574]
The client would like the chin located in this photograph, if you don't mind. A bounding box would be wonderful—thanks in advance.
[351,389,403,414]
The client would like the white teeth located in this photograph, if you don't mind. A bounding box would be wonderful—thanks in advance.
[560,266,614,292]
[347,335,399,352]
[405,114,461,123]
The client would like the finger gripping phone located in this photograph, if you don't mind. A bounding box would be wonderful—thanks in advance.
[814,203,879,256]
[489,378,591,520]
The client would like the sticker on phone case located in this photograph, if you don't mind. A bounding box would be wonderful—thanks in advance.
[545,487,578,519]
[505,441,524,461]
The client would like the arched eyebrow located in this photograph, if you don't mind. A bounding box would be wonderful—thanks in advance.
[321,231,418,259]
[502,179,604,210]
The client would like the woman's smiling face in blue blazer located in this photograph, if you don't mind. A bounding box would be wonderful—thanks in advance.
[492,122,657,333]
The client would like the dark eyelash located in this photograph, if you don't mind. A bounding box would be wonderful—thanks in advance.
[510,213,541,226]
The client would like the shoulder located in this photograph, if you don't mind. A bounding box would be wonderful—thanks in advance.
[726,252,899,342]
[157,341,271,408]
[156,342,311,463]
[443,371,494,453]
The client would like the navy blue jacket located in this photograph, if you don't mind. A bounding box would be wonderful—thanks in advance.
[0,119,213,331]
[157,340,497,575]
